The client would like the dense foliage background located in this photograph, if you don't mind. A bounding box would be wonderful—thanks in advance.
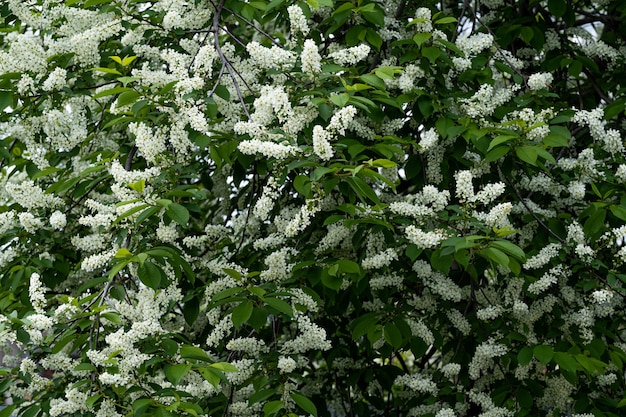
[1,0,626,416]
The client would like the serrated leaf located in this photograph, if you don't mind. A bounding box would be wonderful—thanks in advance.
[481,247,509,266]
[263,400,283,416]
[117,90,141,107]
[165,363,192,386]
[490,240,525,262]
[290,392,318,417]
[516,145,538,165]
[435,16,457,24]
[488,135,517,151]
[232,300,253,328]
[553,352,579,373]
[534,345,554,364]
[115,248,132,258]
[138,261,162,290]
[165,203,189,227]
[518,346,533,366]
[330,93,350,107]
[383,322,403,348]
[263,296,293,317]
[210,362,238,372]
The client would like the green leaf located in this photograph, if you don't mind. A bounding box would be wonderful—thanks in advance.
[534,345,554,364]
[610,205,626,221]
[481,247,509,267]
[180,345,210,362]
[93,86,133,99]
[232,300,253,328]
[346,176,380,204]
[117,90,141,107]
[435,16,457,24]
[330,93,350,107]
[422,46,441,63]
[165,363,192,386]
[516,145,538,165]
[488,135,517,151]
[383,322,403,348]
[90,67,122,75]
[263,296,293,317]
[413,32,432,46]
[553,352,579,373]
[518,346,533,366]
[548,0,567,17]
[165,203,190,227]
[197,367,221,388]
[138,261,162,290]
[263,400,283,416]
[249,389,276,405]
[115,248,132,258]
[133,398,152,417]
[290,392,318,417]
[490,240,525,262]
[209,362,238,372]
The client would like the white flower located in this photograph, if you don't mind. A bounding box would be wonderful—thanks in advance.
[288,5,309,36]
[327,44,371,66]
[418,128,439,153]
[312,125,334,160]
[527,72,553,90]
[277,356,297,373]
[42,67,67,91]
[301,39,322,75]
[50,210,67,230]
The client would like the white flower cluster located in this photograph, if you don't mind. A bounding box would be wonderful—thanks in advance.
[394,373,438,395]
[288,5,309,36]
[418,128,439,153]
[412,8,433,33]
[129,122,167,165]
[246,41,295,69]
[447,309,471,335]
[5,180,63,209]
[327,44,371,66]
[527,265,567,295]
[49,210,67,230]
[301,39,322,75]
[315,222,352,254]
[441,363,461,378]
[523,243,561,269]
[405,225,446,249]
[42,67,67,91]
[474,202,512,228]
[362,248,398,270]
[254,177,281,221]
[49,388,90,416]
[456,33,494,56]
[238,139,299,160]
[573,107,624,154]
[19,212,43,233]
[29,273,48,314]
[468,339,507,380]
[313,125,334,160]
[281,315,331,354]
[260,247,296,282]
[277,356,297,373]
[527,72,554,90]
[459,83,520,119]
[413,260,463,302]
[226,337,268,357]
[473,182,506,205]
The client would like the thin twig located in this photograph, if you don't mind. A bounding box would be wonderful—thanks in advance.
[500,166,566,244]
[222,6,283,48]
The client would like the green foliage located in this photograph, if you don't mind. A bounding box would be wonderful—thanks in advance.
[0,0,626,417]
